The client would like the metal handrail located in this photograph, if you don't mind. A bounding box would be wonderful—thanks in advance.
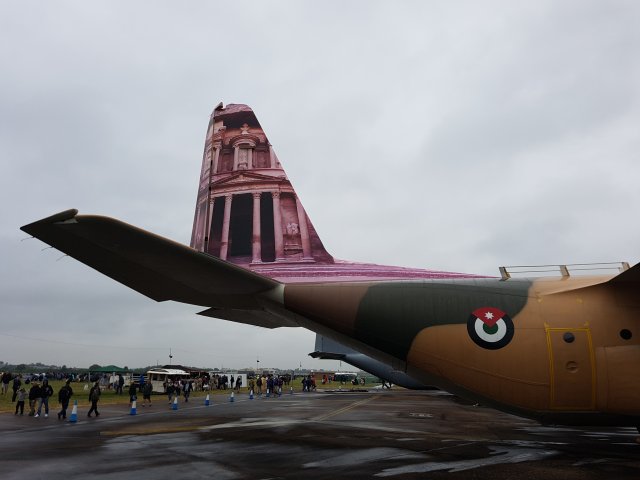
[499,262,630,280]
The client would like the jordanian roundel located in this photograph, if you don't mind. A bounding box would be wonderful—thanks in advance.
[467,307,514,350]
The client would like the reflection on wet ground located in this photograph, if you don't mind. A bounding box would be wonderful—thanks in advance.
[0,390,638,479]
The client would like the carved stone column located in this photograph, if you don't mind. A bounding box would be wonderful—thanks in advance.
[272,191,285,261]
[295,196,313,260]
[247,148,253,170]
[204,196,215,253]
[233,146,239,171]
[212,144,221,175]
[193,199,205,251]
[219,194,233,261]
[251,192,262,263]
[269,145,276,168]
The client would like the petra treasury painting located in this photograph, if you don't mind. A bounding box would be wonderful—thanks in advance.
[190,103,476,283]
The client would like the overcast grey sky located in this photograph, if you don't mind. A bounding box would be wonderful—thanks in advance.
[1,1,639,371]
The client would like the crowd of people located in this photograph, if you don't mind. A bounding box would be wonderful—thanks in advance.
[207,373,243,391]
[1,372,75,419]
[155,373,305,400]
[1,369,358,421]
[251,374,287,395]
[2,371,111,419]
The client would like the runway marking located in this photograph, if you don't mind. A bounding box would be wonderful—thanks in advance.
[312,395,377,421]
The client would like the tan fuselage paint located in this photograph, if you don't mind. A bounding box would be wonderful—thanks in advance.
[406,276,640,416]
[284,282,371,335]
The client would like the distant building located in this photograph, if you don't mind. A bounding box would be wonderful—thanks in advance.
[160,364,208,378]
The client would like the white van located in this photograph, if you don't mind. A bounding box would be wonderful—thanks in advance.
[146,368,189,393]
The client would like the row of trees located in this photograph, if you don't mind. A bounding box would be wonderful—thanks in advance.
[0,361,125,374]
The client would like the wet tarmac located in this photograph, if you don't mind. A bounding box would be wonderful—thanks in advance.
[1,389,638,479]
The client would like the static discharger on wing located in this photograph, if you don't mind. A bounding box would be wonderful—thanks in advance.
[21,102,640,431]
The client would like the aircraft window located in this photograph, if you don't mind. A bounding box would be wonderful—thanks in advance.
[563,332,575,343]
[620,329,632,340]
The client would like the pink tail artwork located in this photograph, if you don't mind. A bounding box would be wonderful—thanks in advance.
[190,103,478,283]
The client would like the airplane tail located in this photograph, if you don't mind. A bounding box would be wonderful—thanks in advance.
[190,103,333,267]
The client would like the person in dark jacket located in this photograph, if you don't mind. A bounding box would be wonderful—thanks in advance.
[87,382,101,417]
[184,380,194,402]
[28,382,41,416]
[128,382,137,406]
[1,371,11,395]
[57,380,73,420]
[11,375,22,402]
[36,379,54,418]
[266,375,274,395]
[142,381,153,407]
[166,382,174,404]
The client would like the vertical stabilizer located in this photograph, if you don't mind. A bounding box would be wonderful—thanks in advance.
[190,103,333,267]
[190,103,481,284]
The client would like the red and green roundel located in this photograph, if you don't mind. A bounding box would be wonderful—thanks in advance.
[467,307,514,350]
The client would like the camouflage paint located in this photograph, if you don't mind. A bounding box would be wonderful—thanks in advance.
[283,275,640,423]
[353,279,532,360]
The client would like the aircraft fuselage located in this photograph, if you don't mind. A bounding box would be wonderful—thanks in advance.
[280,275,640,425]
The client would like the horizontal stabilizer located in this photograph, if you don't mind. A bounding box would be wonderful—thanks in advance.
[309,334,431,390]
[198,307,298,329]
[308,351,346,361]
[21,210,279,307]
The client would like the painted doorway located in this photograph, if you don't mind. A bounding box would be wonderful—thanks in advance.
[546,327,595,410]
